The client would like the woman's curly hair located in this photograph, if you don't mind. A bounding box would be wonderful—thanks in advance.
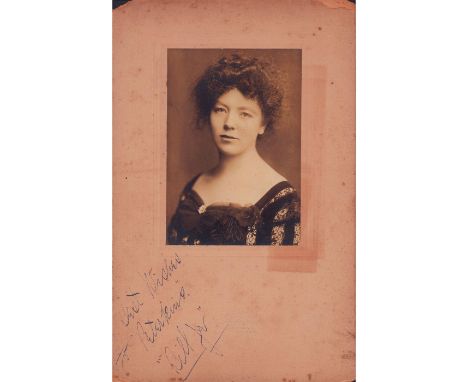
[193,54,284,133]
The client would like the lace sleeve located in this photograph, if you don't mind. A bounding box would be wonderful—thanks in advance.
[258,190,301,245]
[270,199,301,245]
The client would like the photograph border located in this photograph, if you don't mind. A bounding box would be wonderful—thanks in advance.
[153,43,326,269]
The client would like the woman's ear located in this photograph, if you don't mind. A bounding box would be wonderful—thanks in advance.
[258,125,266,135]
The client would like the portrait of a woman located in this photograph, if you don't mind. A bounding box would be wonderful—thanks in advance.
[167,53,300,245]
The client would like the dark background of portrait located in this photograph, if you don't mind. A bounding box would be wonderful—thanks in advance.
[166,49,302,224]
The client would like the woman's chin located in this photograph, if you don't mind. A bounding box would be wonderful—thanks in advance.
[216,144,245,157]
[219,149,243,157]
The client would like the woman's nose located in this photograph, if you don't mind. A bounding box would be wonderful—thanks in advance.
[223,112,236,130]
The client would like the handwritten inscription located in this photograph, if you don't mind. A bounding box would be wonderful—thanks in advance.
[142,253,182,298]
[136,285,187,350]
[114,252,228,381]
[164,314,228,381]
[121,292,144,327]
[114,339,131,368]
[164,325,195,375]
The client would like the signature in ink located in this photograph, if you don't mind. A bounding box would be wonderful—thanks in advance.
[164,325,195,375]
[185,315,226,356]
[164,314,228,381]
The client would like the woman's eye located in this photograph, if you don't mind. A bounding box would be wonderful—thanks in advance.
[240,112,252,118]
[213,107,226,113]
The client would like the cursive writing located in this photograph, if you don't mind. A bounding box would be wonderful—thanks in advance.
[164,325,195,375]
[121,291,144,327]
[141,253,182,299]
[136,285,187,350]
[164,313,228,381]
[185,315,227,356]
[114,339,131,368]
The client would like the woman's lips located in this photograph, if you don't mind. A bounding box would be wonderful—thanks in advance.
[220,134,239,140]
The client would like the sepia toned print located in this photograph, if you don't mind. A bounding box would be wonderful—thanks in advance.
[113,1,355,381]
[167,52,301,245]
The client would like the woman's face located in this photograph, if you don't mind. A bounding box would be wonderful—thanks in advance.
[209,88,266,157]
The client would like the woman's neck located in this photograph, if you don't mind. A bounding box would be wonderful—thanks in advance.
[213,148,264,178]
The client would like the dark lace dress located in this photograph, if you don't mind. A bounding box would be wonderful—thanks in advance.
[167,175,300,245]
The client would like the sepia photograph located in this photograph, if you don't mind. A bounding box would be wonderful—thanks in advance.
[166,49,301,245]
